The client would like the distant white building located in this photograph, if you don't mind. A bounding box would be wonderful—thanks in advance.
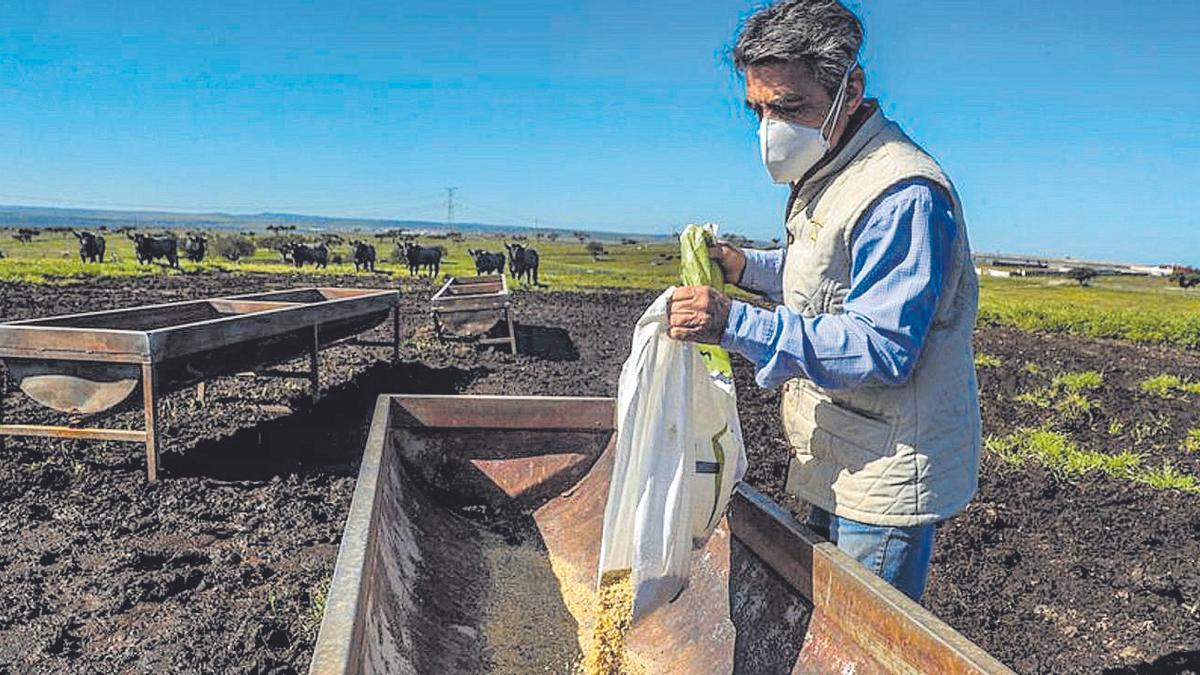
[1128,264,1175,277]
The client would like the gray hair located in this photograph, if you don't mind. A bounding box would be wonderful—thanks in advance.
[732,0,863,97]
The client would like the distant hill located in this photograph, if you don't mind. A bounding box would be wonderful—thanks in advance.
[0,204,675,243]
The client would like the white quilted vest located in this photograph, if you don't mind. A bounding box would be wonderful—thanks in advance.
[781,105,981,526]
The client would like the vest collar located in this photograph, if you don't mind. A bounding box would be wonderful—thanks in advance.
[786,100,889,217]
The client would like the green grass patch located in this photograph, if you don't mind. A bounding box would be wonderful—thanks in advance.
[985,427,1141,479]
[1182,429,1200,454]
[299,575,331,644]
[974,353,1001,369]
[1052,370,1104,393]
[1134,461,1200,493]
[1015,370,1103,419]
[987,427,1200,493]
[1139,373,1200,398]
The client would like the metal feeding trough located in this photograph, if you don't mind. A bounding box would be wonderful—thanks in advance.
[0,287,401,481]
[311,395,1013,675]
[430,275,517,354]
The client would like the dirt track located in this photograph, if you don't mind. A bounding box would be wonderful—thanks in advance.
[0,274,1196,674]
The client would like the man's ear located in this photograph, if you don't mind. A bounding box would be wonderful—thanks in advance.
[846,68,865,116]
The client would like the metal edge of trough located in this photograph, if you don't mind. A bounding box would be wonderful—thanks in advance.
[309,394,394,675]
[730,487,1016,675]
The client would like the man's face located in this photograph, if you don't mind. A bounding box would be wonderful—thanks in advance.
[744,61,863,149]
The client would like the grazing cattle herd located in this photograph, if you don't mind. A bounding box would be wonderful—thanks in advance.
[402,242,444,278]
[74,231,106,263]
[128,233,180,268]
[183,234,207,263]
[505,242,540,285]
[351,240,376,273]
[20,229,550,285]
[284,241,329,269]
[468,248,505,275]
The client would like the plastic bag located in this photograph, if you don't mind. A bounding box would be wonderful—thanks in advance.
[596,224,746,622]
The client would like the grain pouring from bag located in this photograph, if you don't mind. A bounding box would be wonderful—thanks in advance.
[588,223,746,672]
[580,570,636,675]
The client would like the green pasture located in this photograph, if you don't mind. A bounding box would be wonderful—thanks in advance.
[2,229,1198,349]
[0,228,683,290]
[978,274,1200,349]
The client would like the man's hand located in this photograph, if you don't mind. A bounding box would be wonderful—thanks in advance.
[707,240,746,285]
[668,286,732,344]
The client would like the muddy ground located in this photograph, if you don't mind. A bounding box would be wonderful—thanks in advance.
[0,274,1196,674]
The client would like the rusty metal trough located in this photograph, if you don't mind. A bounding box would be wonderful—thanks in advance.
[0,287,400,480]
[311,394,1013,675]
[431,275,517,354]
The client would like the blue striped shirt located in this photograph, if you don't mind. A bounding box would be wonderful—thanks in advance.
[719,179,957,391]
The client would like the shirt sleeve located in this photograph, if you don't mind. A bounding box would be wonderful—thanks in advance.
[737,247,785,303]
[719,179,957,391]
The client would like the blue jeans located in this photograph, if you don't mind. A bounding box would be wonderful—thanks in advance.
[807,507,935,602]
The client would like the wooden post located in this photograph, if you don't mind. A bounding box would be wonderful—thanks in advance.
[393,302,403,360]
[141,363,160,482]
[310,324,320,404]
[195,380,206,406]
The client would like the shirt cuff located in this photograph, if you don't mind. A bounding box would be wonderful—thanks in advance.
[737,248,784,296]
[720,300,777,365]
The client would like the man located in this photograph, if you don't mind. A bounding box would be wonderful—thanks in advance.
[667,0,980,602]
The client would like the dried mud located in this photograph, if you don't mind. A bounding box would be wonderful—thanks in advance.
[0,275,1195,674]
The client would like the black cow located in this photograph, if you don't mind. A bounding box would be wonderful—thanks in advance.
[505,243,540,285]
[184,234,207,263]
[351,240,376,272]
[402,242,442,277]
[74,231,106,263]
[468,249,506,275]
[286,242,328,269]
[128,233,179,268]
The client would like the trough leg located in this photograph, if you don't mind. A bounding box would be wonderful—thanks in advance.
[0,362,7,452]
[506,307,517,355]
[141,363,161,482]
[309,324,320,404]
[392,306,401,362]
[432,311,444,342]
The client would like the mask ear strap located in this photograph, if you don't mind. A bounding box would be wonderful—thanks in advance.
[820,64,856,140]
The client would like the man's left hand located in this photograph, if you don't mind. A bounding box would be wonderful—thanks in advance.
[668,286,731,344]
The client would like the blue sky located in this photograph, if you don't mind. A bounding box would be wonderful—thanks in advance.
[1,1,1197,264]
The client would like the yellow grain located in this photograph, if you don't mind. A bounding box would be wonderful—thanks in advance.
[580,569,635,675]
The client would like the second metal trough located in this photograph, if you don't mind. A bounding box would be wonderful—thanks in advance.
[0,287,401,480]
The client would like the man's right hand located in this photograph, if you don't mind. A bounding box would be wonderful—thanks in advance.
[707,240,746,285]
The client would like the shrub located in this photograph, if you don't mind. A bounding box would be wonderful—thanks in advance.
[213,234,256,262]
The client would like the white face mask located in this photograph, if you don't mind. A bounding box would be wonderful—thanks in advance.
[758,64,855,184]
